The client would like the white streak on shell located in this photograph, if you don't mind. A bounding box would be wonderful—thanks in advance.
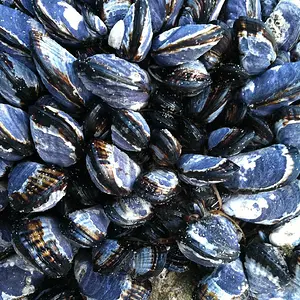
[108,20,125,49]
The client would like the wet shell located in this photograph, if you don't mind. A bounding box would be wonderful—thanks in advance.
[149,129,182,166]
[151,24,223,66]
[244,243,290,297]
[177,154,239,186]
[30,105,84,167]
[104,194,153,227]
[178,213,240,267]
[75,54,151,110]
[8,161,67,213]
[224,144,300,192]
[0,53,41,108]
[12,215,76,278]
[0,254,45,299]
[223,180,300,225]
[86,139,141,196]
[0,220,13,259]
[64,205,110,248]
[31,27,91,114]
[0,159,13,179]
[109,0,153,62]
[75,250,152,299]
[0,104,33,161]
[265,0,300,51]
[194,258,249,300]
[130,245,168,279]
[0,182,9,212]
[111,109,150,152]
[134,169,179,204]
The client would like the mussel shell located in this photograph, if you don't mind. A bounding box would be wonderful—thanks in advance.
[30,105,84,167]
[0,52,41,108]
[31,28,91,114]
[134,169,179,204]
[111,109,150,152]
[0,159,12,179]
[104,194,153,227]
[223,180,300,225]
[165,245,190,273]
[148,61,212,97]
[0,220,13,259]
[274,105,300,150]
[163,0,184,30]
[240,61,300,116]
[177,154,239,186]
[265,0,300,51]
[0,103,34,161]
[269,214,300,248]
[75,54,151,110]
[75,250,152,299]
[86,139,141,196]
[92,239,132,273]
[32,0,100,46]
[244,243,290,296]
[208,127,255,157]
[149,129,182,166]
[0,182,8,212]
[194,258,249,300]
[115,0,153,62]
[130,245,168,279]
[12,215,76,278]
[8,161,67,213]
[151,24,223,67]
[224,144,300,192]
[83,102,111,140]
[234,16,277,75]
[178,213,240,267]
[148,0,165,33]
[0,254,45,299]
[64,205,110,248]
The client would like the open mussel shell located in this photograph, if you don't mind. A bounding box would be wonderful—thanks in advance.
[31,27,91,114]
[240,61,300,116]
[265,0,300,51]
[0,103,34,161]
[224,144,300,192]
[177,154,239,187]
[64,205,110,248]
[149,129,182,166]
[244,243,291,298]
[269,214,300,248]
[0,254,45,299]
[30,105,84,167]
[134,169,179,204]
[111,109,150,152]
[8,161,67,213]
[194,258,249,300]
[104,194,153,227]
[32,0,102,46]
[178,213,240,267]
[130,245,168,280]
[208,127,255,157]
[74,54,151,110]
[92,239,132,273]
[12,215,76,278]
[274,105,300,150]
[109,0,153,62]
[234,16,277,75]
[86,139,141,196]
[75,250,152,299]
[151,24,223,66]
[148,61,211,97]
[223,180,300,225]
[0,52,41,108]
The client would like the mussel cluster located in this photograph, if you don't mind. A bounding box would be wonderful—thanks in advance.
[0,0,300,299]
